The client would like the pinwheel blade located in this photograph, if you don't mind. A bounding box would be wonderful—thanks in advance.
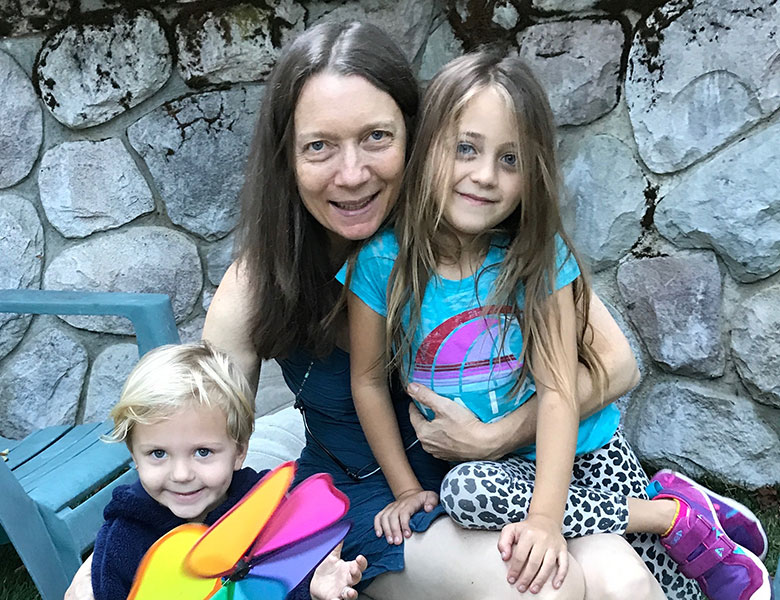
[248,521,352,591]
[128,524,220,600]
[249,473,349,559]
[233,577,288,600]
[185,462,296,578]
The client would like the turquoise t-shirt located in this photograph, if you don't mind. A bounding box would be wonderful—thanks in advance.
[338,229,620,457]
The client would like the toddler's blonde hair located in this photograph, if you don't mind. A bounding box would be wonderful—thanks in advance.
[106,341,255,448]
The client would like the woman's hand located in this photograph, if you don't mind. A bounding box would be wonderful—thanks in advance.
[497,514,569,594]
[64,554,94,600]
[374,488,438,545]
[407,383,500,461]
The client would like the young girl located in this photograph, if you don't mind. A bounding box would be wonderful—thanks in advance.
[341,52,770,600]
[91,341,366,600]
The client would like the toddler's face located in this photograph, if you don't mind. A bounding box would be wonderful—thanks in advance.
[129,405,247,522]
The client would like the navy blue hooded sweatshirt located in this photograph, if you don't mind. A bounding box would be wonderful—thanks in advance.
[91,467,311,600]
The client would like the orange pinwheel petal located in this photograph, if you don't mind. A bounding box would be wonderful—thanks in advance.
[128,524,220,600]
[185,461,296,577]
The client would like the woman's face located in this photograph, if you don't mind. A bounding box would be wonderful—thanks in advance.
[293,73,407,243]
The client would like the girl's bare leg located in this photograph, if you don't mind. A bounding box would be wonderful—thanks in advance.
[360,518,585,600]
[567,534,665,600]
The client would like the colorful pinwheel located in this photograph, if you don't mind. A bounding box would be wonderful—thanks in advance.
[127,462,351,600]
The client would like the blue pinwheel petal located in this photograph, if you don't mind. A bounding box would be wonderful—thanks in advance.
[233,577,287,600]
[248,521,352,591]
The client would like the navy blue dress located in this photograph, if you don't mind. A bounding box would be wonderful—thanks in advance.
[278,347,449,586]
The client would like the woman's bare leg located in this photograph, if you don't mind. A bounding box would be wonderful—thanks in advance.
[361,518,585,600]
[567,534,665,600]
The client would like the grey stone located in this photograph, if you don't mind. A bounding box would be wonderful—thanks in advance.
[35,9,172,128]
[731,285,780,409]
[561,134,646,271]
[492,1,519,29]
[38,139,154,238]
[256,359,295,416]
[616,253,725,377]
[179,313,205,343]
[633,380,780,489]
[308,0,436,63]
[205,233,236,286]
[83,343,139,422]
[655,122,780,283]
[175,2,305,86]
[127,86,262,240]
[626,1,780,173]
[517,19,624,126]
[0,0,74,36]
[43,226,202,334]
[0,194,44,360]
[202,286,215,312]
[418,18,464,82]
[0,327,87,439]
[532,0,599,11]
[0,51,43,188]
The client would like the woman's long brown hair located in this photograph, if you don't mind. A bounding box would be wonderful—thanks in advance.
[386,51,607,407]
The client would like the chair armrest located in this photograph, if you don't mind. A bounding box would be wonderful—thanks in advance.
[0,289,180,355]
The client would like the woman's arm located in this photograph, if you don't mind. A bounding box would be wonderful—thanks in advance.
[202,260,262,393]
[349,292,436,543]
[409,290,639,461]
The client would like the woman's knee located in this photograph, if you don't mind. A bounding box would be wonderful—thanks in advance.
[568,534,663,600]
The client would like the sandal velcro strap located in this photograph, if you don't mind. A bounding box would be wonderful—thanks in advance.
[665,516,712,561]
[681,542,735,579]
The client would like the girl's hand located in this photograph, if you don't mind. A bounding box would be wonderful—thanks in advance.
[497,514,569,594]
[374,488,438,545]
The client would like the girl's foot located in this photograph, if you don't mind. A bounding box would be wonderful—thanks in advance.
[310,544,368,600]
[652,469,768,560]
[647,471,771,600]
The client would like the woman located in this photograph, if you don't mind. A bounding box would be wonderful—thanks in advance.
[66,20,662,600]
[203,20,666,600]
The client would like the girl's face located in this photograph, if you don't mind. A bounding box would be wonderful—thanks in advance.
[445,86,523,243]
[293,73,407,245]
[129,404,246,523]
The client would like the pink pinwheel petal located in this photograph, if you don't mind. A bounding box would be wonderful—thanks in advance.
[249,473,348,559]
[248,521,351,591]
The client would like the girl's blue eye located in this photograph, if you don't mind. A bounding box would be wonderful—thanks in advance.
[308,141,325,152]
[502,153,518,167]
[151,449,166,459]
[457,142,475,156]
[196,448,212,458]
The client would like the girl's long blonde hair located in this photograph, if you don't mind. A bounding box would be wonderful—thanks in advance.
[386,51,606,407]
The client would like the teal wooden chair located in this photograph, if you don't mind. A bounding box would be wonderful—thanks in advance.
[0,289,180,600]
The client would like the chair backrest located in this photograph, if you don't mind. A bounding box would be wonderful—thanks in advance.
[0,289,181,600]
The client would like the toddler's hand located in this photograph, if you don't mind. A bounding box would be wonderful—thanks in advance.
[497,514,568,594]
[310,543,368,600]
[374,489,438,545]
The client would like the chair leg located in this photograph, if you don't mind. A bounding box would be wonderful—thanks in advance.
[0,463,73,600]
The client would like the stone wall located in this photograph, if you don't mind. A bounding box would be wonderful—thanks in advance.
[1,0,778,489]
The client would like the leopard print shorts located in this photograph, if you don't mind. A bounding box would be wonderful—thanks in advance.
[440,429,701,600]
